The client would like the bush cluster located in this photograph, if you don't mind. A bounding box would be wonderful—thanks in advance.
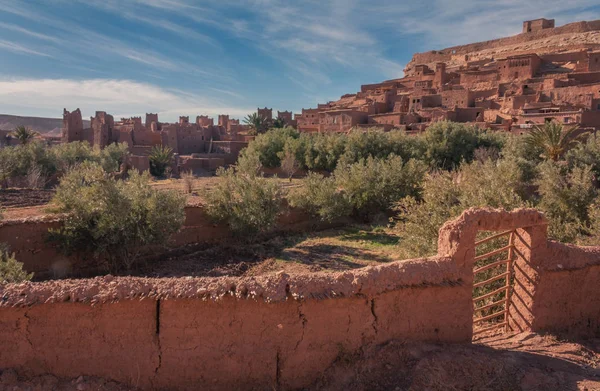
[241,121,503,173]
[0,141,129,187]
[288,155,427,221]
[48,162,186,272]
[202,154,283,236]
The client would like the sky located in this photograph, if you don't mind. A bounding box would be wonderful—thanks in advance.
[0,0,599,122]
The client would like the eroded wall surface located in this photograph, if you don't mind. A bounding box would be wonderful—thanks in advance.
[1,208,599,390]
[0,258,469,390]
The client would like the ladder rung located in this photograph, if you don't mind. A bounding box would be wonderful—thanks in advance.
[473,272,510,288]
[474,259,510,274]
[474,310,506,324]
[474,230,514,245]
[473,286,509,303]
[474,245,513,262]
[473,322,507,335]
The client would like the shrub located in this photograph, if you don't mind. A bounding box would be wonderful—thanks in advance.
[280,149,301,181]
[51,141,96,172]
[99,142,130,173]
[536,162,597,242]
[48,162,186,272]
[181,170,196,194]
[0,141,130,185]
[566,133,600,179]
[422,121,505,170]
[149,145,173,177]
[25,164,46,189]
[0,244,33,284]
[288,172,350,222]
[303,132,347,171]
[394,158,528,258]
[203,156,282,236]
[290,155,427,222]
[241,127,300,168]
[334,155,427,219]
[0,141,54,183]
[500,134,543,183]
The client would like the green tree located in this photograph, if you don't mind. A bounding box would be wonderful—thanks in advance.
[525,122,587,161]
[149,145,173,177]
[11,125,38,145]
[272,117,286,129]
[48,162,186,272]
[203,154,282,236]
[244,113,270,135]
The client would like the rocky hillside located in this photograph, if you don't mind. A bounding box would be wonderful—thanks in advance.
[0,114,90,136]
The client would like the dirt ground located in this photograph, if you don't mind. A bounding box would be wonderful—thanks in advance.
[0,188,54,209]
[2,332,598,390]
[135,225,400,278]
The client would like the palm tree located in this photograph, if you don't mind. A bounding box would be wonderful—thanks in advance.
[272,117,286,129]
[12,126,38,145]
[149,145,173,177]
[525,122,587,161]
[243,113,269,135]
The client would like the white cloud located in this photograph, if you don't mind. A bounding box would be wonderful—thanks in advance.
[0,78,253,122]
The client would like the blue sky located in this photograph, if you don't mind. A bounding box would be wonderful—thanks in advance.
[0,0,598,122]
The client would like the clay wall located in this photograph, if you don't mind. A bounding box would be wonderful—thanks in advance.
[129,155,150,173]
[454,107,484,122]
[178,156,226,174]
[567,71,600,85]
[1,209,599,389]
[131,129,162,146]
[460,70,498,85]
[368,113,404,126]
[545,84,600,109]
[441,89,474,108]
[590,52,600,72]
[0,257,469,390]
[498,55,541,81]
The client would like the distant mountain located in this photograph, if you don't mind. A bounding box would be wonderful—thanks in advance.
[0,114,90,136]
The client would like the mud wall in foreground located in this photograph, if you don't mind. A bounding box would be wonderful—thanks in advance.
[1,208,600,389]
[0,258,470,390]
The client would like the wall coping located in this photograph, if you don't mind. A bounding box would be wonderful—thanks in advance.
[0,256,459,307]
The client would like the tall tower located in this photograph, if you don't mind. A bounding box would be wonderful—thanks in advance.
[62,108,84,143]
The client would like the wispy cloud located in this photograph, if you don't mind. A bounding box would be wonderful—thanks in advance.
[0,78,253,121]
[0,22,61,43]
[0,39,52,57]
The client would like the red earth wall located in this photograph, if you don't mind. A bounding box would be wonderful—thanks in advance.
[1,208,599,389]
[0,257,468,390]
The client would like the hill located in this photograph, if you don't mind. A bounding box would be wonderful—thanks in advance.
[0,114,90,136]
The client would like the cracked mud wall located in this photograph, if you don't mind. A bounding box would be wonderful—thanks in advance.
[0,301,159,388]
[0,284,469,390]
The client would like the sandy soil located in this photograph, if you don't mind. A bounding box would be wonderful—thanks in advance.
[2,332,597,390]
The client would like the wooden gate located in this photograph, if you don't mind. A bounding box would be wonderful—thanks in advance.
[472,229,516,336]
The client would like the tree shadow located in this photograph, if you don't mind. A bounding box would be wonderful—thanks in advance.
[279,243,393,271]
